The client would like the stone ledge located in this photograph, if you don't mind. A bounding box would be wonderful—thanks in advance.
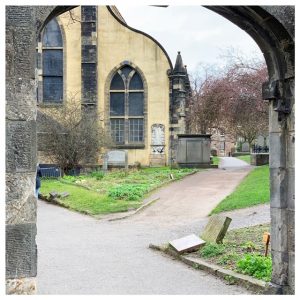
[149,243,279,294]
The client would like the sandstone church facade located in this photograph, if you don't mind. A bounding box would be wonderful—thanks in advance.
[36,5,190,167]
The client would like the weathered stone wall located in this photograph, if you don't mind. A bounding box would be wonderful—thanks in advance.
[6,6,38,294]
[6,5,56,294]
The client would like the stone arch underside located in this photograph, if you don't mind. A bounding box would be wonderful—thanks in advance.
[6,5,294,294]
[205,7,295,294]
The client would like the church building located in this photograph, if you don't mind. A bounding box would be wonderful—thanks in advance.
[36,6,191,167]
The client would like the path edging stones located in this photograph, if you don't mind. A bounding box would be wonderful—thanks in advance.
[108,197,160,221]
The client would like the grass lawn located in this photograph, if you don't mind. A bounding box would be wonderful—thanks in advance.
[197,223,272,282]
[40,167,197,215]
[236,155,251,164]
[40,180,141,215]
[210,165,270,214]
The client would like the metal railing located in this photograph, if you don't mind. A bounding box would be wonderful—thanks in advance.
[252,144,269,153]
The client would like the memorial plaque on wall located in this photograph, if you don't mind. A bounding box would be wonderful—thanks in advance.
[151,124,165,154]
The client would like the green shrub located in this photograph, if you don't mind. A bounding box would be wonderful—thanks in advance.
[237,254,272,281]
[90,171,105,180]
[200,243,226,258]
[108,184,149,201]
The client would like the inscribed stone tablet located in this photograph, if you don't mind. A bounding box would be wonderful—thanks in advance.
[107,150,125,165]
[169,234,206,254]
[201,215,232,244]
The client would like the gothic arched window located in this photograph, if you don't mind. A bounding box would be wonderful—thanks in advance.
[37,18,63,103]
[110,66,145,145]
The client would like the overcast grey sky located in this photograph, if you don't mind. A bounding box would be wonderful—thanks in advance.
[117,5,264,74]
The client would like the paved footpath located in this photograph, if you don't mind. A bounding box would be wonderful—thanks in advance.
[219,156,250,169]
[37,165,270,295]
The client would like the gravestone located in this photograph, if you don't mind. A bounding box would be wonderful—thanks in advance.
[169,234,206,254]
[241,142,250,152]
[106,150,128,170]
[201,215,232,244]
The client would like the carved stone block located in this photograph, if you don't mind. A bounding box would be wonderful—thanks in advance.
[6,120,37,173]
[6,223,37,279]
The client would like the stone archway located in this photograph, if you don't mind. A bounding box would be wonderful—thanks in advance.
[5,5,294,294]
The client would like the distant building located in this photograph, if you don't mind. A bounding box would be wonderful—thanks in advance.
[210,130,235,157]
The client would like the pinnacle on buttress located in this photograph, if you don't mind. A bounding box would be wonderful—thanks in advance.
[173,51,186,74]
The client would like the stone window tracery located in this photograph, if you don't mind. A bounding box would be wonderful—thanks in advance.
[109,65,145,145]
[37,18,63,103]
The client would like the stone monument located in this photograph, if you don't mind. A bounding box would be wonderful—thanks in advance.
[201,215,232,244]
[176,134,211,168]
[150,124,166,166]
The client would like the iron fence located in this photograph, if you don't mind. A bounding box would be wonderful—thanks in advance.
[252,144,269,153]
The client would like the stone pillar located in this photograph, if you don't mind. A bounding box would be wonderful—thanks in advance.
[286,79,295,294]
[267,78,295,294]
[283,78,295,294]
[6,6,38,294]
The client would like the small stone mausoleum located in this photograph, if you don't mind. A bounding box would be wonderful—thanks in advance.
[176,134,211,168]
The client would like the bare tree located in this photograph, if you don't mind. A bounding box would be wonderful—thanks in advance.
[186,77,223,134]
[223,60,269,145]
[37,94,113,174]
[186,52,268,146]
[186,64,226,134]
